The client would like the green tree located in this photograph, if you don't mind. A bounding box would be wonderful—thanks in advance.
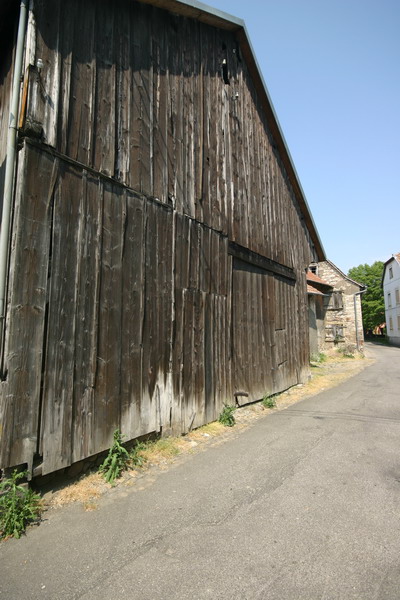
[347,262,385,332]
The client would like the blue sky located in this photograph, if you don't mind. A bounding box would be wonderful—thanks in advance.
[206,0,400,274]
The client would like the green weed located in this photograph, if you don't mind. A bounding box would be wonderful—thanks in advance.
[262,395,277,409]
[218,404,236,427]
[310,352,327,364]
[129,442,148,468]
[99,429,130,485]
[0,470,41,539]
[336,344,355,359]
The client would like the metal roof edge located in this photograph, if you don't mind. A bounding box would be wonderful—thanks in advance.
[138,0,245,29]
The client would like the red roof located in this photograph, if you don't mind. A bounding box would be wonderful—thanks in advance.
[307,283,326,295]
[306,271,332,287]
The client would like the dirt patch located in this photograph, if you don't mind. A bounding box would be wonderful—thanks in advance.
[44,350,373,509]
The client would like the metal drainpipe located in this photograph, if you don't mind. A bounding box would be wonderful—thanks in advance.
[0,0,29,357]
[354,288,367,351]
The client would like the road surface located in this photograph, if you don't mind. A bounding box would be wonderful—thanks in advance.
[1,343,400,599]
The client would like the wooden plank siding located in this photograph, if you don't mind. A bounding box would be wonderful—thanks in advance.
[0,0,320,475]
[25,0,314,263]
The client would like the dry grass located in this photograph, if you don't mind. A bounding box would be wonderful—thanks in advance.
[49,473,105,508]
[83,502,98,512]
[188,422,226,439]
[139,437,186,463]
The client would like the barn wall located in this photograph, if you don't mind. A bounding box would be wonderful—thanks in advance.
[0,142,231,474]
[27,0,315,267]
[0,0,318,475]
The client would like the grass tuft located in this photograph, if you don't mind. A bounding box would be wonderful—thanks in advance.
[218,404,236,427]
[262,395,277,409]
[0,470,42,539]
[310,352,327,364]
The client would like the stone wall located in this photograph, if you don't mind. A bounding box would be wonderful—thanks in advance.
[317,261,364,350]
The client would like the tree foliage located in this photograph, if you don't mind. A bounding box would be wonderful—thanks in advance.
[347,262,385,331]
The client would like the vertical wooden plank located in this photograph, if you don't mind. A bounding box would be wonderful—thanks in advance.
[114,1,131,184]
[30,0,61,148]
[174,15,184,213]
[182,288,194,431]
[92,1,116,176]
[208,27,220,232]
[181,17,196,218]
[93,180,123,453]
[180,214,191,291]
[0,146,55,471]
[65,0,96,165]
[166,14,178,208]
[171,213,184,431]
[56,0,74,155]
[141,200,158,432]
[225,251,233,404]
[141,202,173,433]
[131,2,153,195]
[204,289,214,423]
[200,226,211,293]
[189,290,204,429]
[130,2,141,192]
[152,10,168,203]
[200,25,212,228]
[71,171,102,463]
[194,25,204,223]
[41,161,82,474]
[120,191,145,441]
[156,201,172,429]
[189,220,200,291]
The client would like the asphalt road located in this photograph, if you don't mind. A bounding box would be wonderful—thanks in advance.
[1,342,400,599]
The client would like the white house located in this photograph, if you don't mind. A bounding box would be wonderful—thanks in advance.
[382,253,400,346]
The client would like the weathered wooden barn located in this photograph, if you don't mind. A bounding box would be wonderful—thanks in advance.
[0,0,325,477]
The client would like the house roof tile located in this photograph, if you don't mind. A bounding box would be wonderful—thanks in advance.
[306,271,332,287]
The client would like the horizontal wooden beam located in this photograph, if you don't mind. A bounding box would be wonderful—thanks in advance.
[228,241,296,282]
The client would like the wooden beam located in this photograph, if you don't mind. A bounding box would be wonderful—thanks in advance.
[228,241,296,282]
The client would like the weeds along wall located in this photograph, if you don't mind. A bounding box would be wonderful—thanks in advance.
[0,0,320,476]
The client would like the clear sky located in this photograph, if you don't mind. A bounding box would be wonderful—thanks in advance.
[205,0,400,274]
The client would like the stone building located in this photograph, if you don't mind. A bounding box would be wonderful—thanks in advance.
[308,260,365,353]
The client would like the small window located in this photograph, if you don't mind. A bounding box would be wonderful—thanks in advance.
[389,317,393,331]
[388,293,392,308]
[332,291,343,309]
[309,264,317,274]
[324,291,343,310]
[325,324,344,341]
[397,315,400,330]
[395,289,400,305]
[389,266,393,279]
